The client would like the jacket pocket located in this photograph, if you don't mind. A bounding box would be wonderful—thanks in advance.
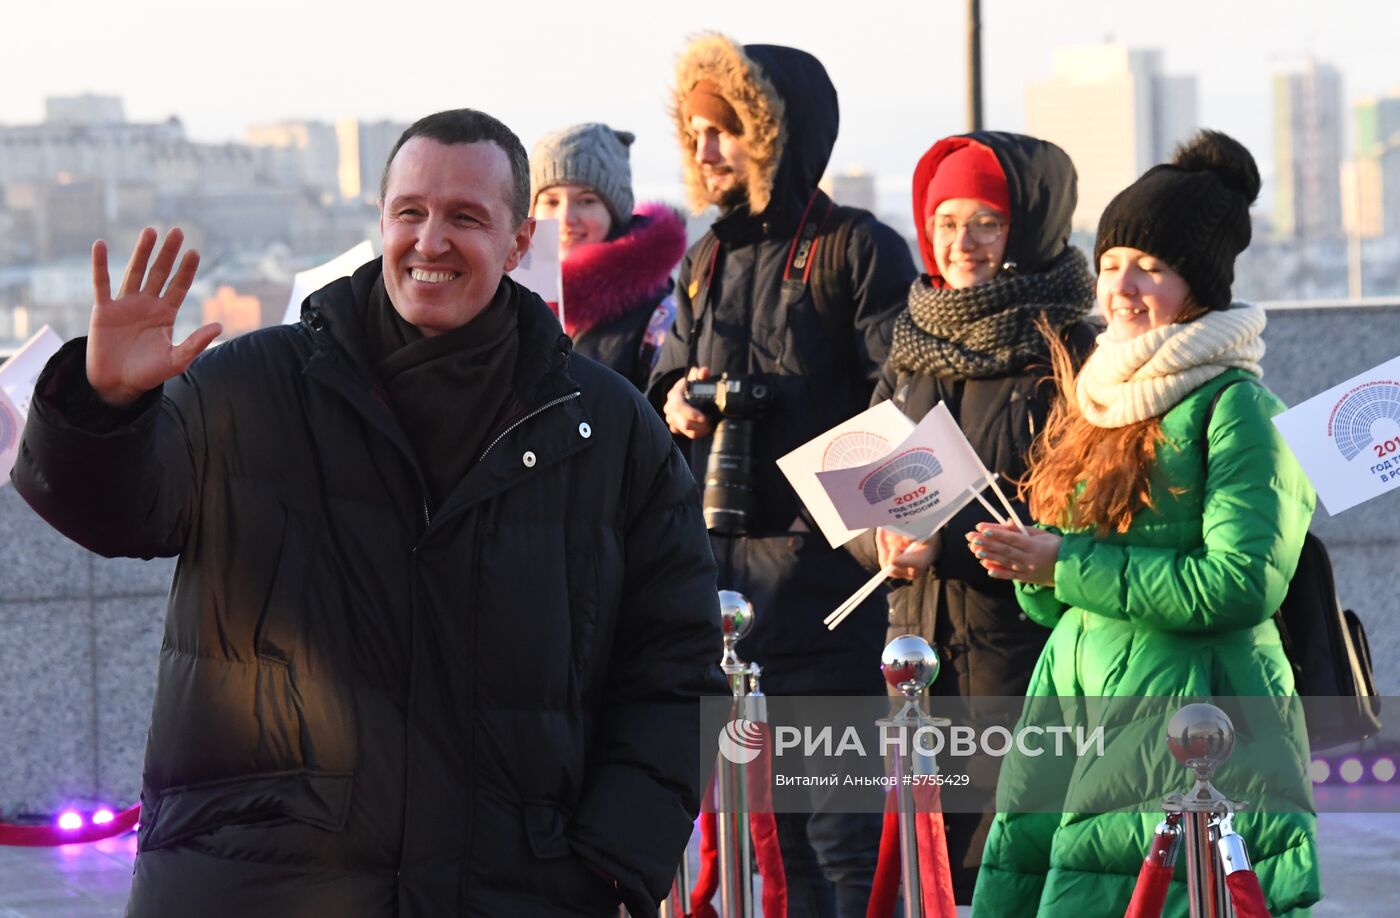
[523,800,571,859]
[522,801,620,913]
[253,499,311,663]
[567,543,602,705]
[138,769,353,852]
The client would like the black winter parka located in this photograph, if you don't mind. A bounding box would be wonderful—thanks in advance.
[874,131,1097,702]
[650,41,917,695]
[863,131,1098,903]
[14,260,724,917]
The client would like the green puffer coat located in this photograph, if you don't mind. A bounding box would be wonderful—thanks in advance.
[973,369,1321,917]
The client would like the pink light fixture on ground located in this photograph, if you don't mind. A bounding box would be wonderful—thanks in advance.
[91,809,115,825]
[56,811,83,831]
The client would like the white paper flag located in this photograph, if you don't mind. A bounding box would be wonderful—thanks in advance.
[0,325,63,418]
[1272,353,1400,515]
[508,219,562,327]
[0,386,23,485]
[776,400,915,547]
[282,241,376,325]
[815,402,985,539]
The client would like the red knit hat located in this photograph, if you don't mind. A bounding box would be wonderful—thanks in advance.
[923,143,1010,222]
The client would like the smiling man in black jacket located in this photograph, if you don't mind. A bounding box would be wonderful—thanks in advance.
[650,34,918,918]
[13,108,723,918]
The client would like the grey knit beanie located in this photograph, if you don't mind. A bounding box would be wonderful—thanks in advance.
[530,123,636,227]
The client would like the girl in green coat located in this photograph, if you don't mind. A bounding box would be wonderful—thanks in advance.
[966,131,1321,916]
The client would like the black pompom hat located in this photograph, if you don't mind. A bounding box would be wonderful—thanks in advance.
[1094,130,1262,310]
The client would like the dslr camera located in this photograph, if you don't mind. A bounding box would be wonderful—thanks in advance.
[685,373,776,535]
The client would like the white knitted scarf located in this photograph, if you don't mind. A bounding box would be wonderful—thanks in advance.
[1075,302,1266,428]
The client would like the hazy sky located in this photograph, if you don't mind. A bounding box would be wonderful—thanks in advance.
[7,0,1396,213]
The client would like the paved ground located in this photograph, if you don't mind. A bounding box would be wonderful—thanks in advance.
[1,811,1395,915]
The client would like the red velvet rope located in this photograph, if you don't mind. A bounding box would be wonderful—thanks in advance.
[0,803,140,847]
[1225,870,1272,918]
[747,724,788,918]
[865,786,956,918]
[912,785,957,917]
[866,802,901,918]
[1123,861,1173,918]
[691,725,788,918]
[690,802,720,918]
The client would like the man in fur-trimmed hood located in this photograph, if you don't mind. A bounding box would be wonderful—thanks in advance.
[668,33,835,225]
[648,34,917,918]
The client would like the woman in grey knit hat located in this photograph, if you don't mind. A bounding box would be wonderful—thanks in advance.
[530,122,687,389]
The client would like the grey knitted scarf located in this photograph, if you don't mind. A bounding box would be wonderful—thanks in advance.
[889,246,1096,379]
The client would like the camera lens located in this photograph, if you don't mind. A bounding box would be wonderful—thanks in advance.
[703,417,756,535]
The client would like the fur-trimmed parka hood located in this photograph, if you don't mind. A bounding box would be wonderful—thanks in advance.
[912,132,1077,280]
[672,34,838,220]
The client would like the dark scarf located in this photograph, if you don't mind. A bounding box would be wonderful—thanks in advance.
[889,246,1095,379]
[364,275,519,510]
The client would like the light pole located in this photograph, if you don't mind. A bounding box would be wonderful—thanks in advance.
[966,0,984,131]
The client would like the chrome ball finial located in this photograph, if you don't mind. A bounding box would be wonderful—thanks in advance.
[718,590,754,642]
[1166,703,1236,781]
[881,635,940,697]
[718,590,754,672]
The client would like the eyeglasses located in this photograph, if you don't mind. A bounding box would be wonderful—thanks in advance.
[929,214,1006,246]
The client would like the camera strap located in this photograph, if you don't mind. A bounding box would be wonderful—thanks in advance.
[685,190,837,370]
[783,191,836,284]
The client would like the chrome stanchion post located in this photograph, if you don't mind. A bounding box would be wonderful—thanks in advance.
[876,635,947,918]
[1163,703,1243,918]
[660,860,690,918]
[716,590,755,918]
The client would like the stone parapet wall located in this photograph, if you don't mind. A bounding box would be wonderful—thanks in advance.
[2,303,1398,815]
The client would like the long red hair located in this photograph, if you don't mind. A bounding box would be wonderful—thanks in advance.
[1022,306,1205,535]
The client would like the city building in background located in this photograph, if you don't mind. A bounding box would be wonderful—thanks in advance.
[6,65,1400,354]
[1273,59,1345,241]
[0,96,386,346]
[335,118,408,202]
[822,165,878,213]
[1343,90,1400,240]
[43,93,125,126]
[1026,44,1197,232]
[245,120,342,199]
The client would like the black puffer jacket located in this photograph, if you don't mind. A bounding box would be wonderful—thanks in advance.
[14,260,723,918]
[650,37,917,695]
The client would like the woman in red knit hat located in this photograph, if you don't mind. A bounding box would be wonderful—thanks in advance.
[862,131,1099,903]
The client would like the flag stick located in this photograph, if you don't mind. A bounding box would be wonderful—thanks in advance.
[969,482,1008,526]
[983,471,1027,534]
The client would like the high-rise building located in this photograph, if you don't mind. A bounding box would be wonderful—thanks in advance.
[1343,91,1400,239]
[0,109,185,189]
[246,120,341,196]
[43,94,125,126]
[1340,157,1379,238]
[1272,60,1344,240]
[335,118,409,202]
[1026,45,1197,231]
[1355,91,1400,156]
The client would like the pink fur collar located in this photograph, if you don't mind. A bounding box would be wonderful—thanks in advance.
[562,202,687,337]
